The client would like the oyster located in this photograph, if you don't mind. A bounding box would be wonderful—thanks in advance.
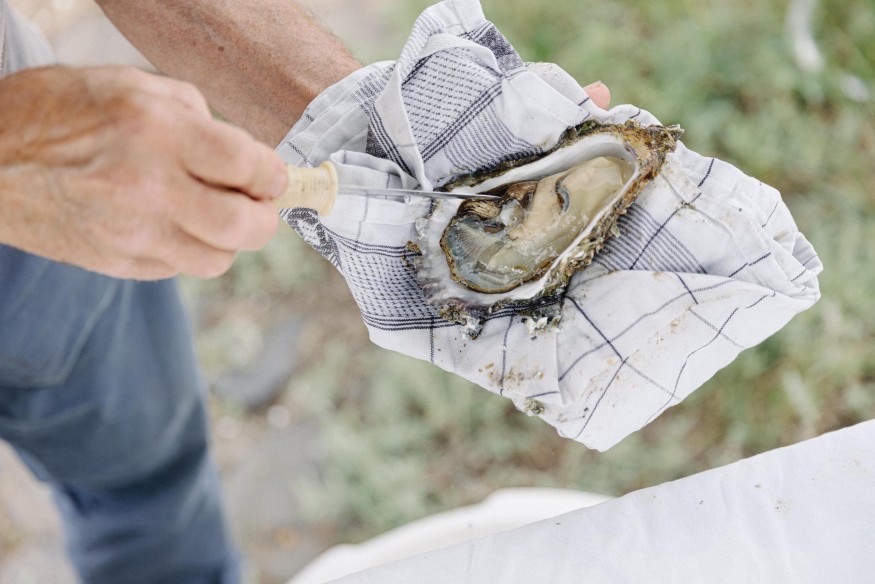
[415,120,682,335]
[441,156,634,294]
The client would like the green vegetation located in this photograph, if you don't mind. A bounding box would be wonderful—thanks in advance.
[187,0,875,543]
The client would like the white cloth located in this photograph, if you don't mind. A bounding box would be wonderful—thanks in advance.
[277,0,821,451]
[0,0,55,77]
[320,419,875,583]
[290,488,610,584]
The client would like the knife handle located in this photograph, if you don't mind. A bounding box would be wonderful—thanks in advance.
[275,161,338,215]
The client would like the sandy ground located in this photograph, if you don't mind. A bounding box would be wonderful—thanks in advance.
[0,1,395,583]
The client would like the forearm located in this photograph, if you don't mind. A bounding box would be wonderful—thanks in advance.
[95,0,361,145]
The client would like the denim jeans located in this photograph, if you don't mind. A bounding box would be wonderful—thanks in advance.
[0,245,239,583]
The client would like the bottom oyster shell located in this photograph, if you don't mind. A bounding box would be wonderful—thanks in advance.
[415,120,682,335]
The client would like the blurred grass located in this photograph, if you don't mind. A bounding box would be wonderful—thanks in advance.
[189,0,875,543]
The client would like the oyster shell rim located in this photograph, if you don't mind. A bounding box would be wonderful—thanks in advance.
[439,156,635,295]
[415,120,683,326]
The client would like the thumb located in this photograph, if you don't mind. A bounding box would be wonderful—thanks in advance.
[583,81,611,109]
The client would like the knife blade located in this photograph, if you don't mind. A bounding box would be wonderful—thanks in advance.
[336,186,498,201]
[276,161,498,215]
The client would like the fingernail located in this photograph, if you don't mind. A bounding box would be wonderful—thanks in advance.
[585,80,605,90]
[267,169,287,199]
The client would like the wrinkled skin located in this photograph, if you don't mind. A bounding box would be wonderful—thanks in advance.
[0,66,286,279]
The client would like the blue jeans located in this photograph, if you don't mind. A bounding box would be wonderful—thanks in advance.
[0,245,239,583]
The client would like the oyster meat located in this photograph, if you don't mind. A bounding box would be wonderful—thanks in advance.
[415,120,682,334]
[442,156,634,294]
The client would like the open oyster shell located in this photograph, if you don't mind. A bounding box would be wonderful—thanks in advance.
[414,120,682,335]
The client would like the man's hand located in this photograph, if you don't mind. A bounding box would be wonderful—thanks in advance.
[0,66,288,280]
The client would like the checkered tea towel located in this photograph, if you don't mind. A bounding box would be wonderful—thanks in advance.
[277,0,821,451]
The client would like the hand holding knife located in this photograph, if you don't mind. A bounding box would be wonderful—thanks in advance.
[274,161,499,214]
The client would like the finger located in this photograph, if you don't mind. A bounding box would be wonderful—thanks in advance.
[86,254,178,281]
[144,76,212,117]
[122,258,179,281]
[99,66,213,117]
[142,223,240,279]
[178,115,287,200]
[172,180,279,252]
[172,240,238,279]
[583,81,611,109]
[115,209,242,279]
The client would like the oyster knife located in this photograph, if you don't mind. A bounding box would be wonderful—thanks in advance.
[276,162,498,215]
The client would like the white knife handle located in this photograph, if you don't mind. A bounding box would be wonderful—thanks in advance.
[275,161,338,215]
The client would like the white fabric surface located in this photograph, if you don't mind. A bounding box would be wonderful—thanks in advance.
[277,0,822,450]
[290,488,609,584]
[0,0,55,77]
[320,419,875,583]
